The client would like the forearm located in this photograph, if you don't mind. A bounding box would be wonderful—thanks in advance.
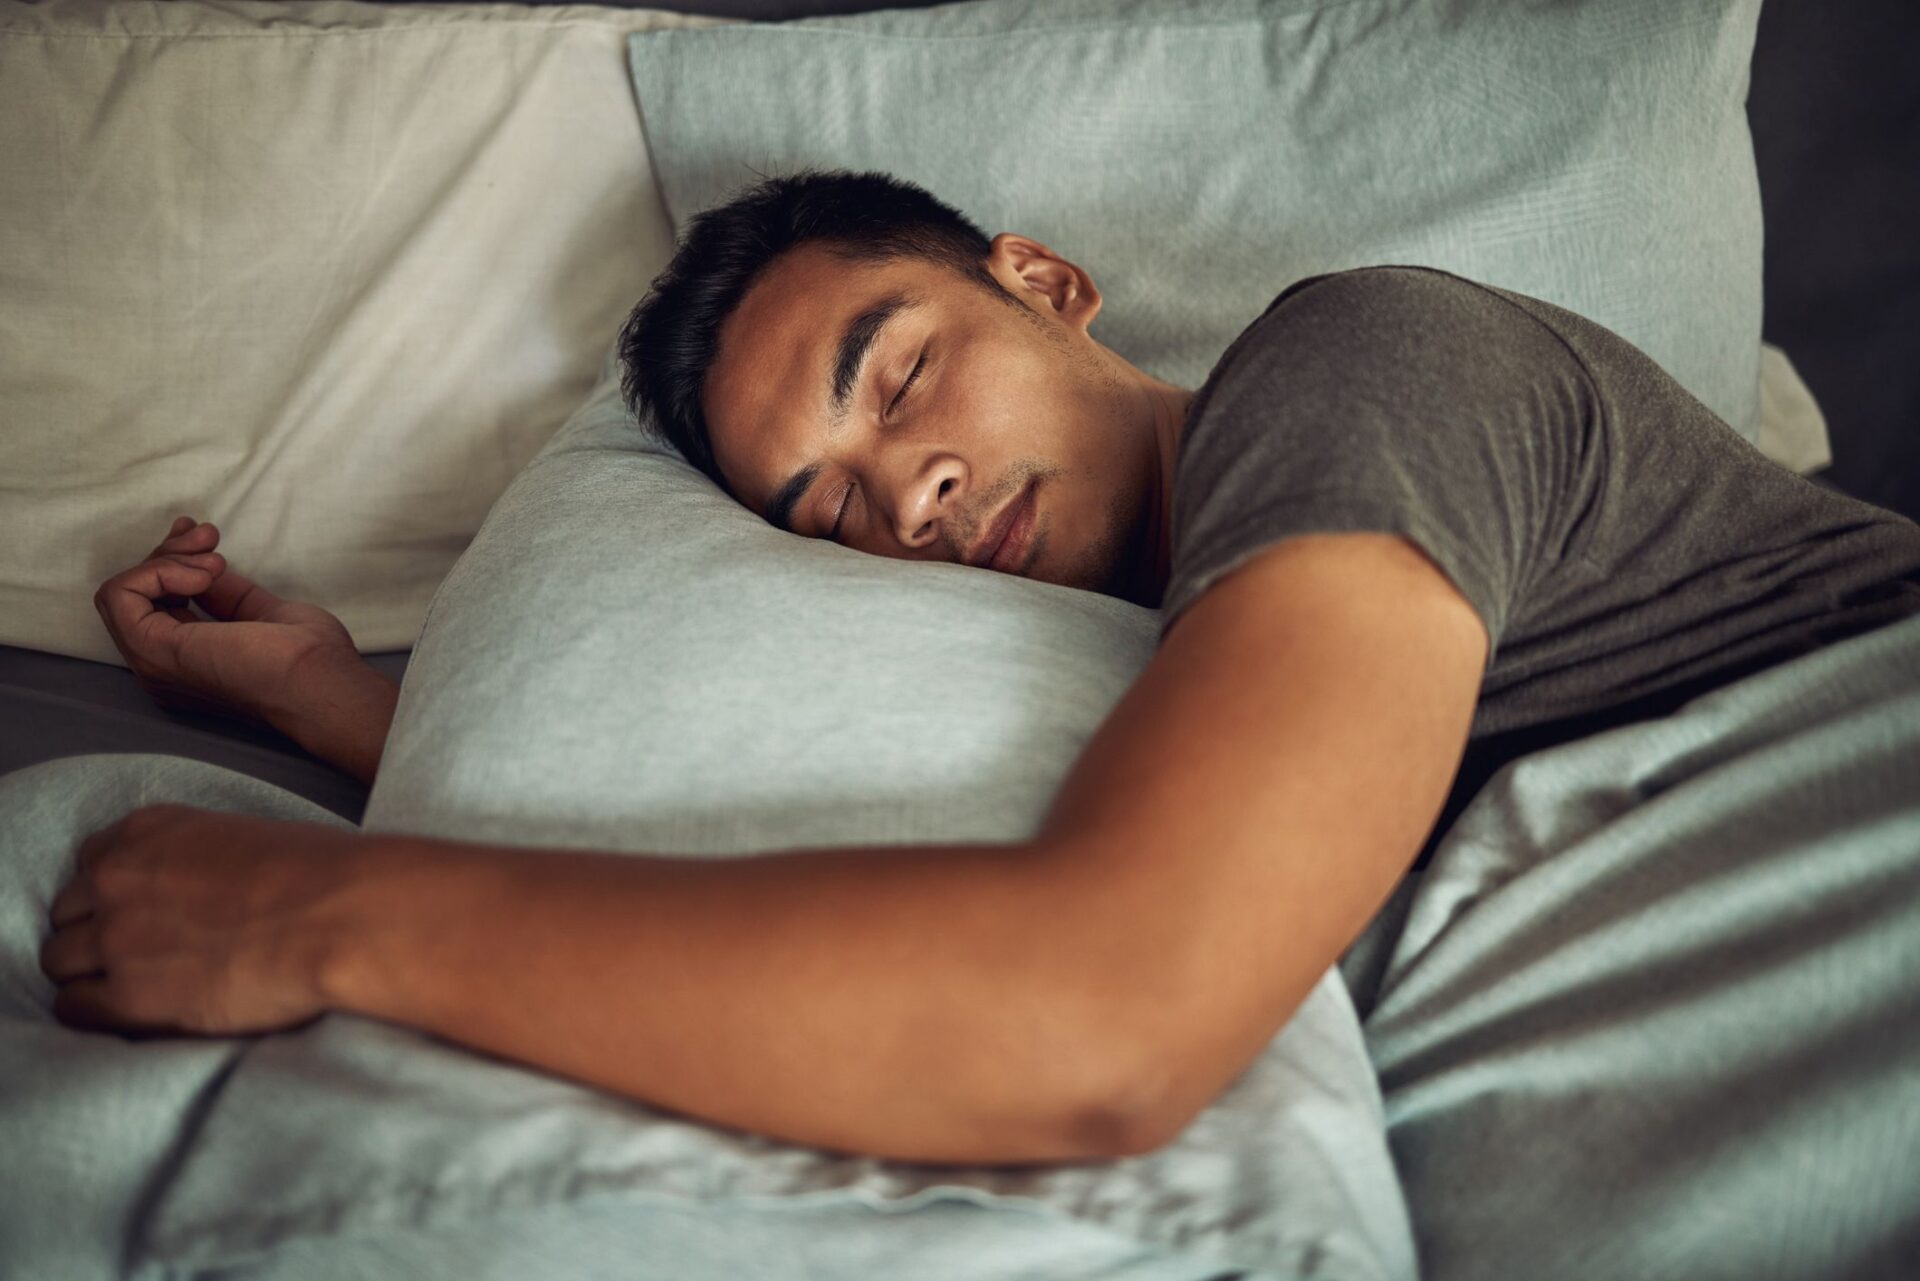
[268,650,399,787]
[317,834,1153,1165]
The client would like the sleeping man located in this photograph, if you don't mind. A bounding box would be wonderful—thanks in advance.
[46,168,1920,1166]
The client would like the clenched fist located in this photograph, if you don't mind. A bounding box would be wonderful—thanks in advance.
[93,515,362,731]
[41,801,368,1038]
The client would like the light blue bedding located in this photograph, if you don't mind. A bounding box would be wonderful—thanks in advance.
[0,755,1299,1281]
[3,614,1916,1280]
[1361,609,1920,1281]
[626,0,1767,439]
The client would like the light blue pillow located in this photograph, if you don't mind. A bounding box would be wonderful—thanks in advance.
[128,351,1419,1281]
[627,0,1765,438]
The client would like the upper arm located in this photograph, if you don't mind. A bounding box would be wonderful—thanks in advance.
[1033,530,1487,1153]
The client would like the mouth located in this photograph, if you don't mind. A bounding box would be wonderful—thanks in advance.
[968,479,1038,572]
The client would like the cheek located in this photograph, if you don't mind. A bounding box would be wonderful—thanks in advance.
[953,346,1074,454]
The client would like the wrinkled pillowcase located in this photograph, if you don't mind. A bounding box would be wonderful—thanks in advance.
[628,0,1765,439]
[0,0,724,665]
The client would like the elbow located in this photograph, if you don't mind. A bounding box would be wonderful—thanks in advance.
[1059,1066,1191,1161]
[1057,1101,1178,1162]
[1047,1028,1197,1162]
[1052,987,1301,1161]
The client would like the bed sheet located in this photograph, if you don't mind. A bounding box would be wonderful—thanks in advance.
[5,613,1917,1278]
[0,644,411,825]
[0,759,1378,1281]
[1364,610,1920,1280]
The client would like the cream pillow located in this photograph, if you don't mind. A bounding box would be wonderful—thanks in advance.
[0,0,725,665]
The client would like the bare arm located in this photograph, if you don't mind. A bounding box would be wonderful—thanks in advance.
[314,531,1483,1163]
[265,647,399,787]
[61,527,1481,1167]
[319,830,1144,1166]
[1033,531,1487,1147]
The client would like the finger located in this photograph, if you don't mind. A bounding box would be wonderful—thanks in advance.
[53,972,182,1040]
[39,918,104,983]
[96,558,219,648]
[160,550,225,580]
[74,819,122,878]
[50,976,132,1035]
[48,869,96,928]
[155,550,225,623]
[192,560,283,623]
[148,518,218,561]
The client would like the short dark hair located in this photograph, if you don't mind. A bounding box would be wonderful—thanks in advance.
[616,167,1020,504]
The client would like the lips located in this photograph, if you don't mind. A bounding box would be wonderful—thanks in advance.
[970,481,1033,568]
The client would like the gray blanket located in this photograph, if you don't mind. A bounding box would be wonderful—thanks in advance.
[1356,609,1920,1280]
[3,612,1916,1279]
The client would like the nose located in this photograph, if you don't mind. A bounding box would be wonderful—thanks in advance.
[896,457,966,552]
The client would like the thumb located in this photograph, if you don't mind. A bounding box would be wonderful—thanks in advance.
[97,559,219,652]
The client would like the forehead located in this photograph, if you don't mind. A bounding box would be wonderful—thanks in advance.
[703,243,932,513]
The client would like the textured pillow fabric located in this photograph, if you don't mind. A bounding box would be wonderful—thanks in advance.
[371,366,1173,855]
[132,357,1418,1280]
[626,0,1765,439]
[0,0,726,665]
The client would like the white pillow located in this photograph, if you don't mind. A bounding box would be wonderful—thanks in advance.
[0,0,726,665]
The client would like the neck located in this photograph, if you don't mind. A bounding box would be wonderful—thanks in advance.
[1138,375,1195,607]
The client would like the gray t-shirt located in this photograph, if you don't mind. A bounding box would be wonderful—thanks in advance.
[1163,265,1920,863]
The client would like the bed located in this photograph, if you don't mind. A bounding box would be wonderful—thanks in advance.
[2,1,1917,1278]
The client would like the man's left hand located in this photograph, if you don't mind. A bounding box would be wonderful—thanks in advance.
[40,803,367,1038]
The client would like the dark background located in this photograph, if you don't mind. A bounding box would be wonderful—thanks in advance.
[1744,0,1918,522]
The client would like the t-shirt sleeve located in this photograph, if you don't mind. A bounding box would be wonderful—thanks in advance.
[1159,266,1601,660]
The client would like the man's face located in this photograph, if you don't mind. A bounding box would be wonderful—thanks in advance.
[700,234,1163,602]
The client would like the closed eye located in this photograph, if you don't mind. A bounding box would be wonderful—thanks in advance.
[831,347,927,540]
[890,349,927,417]
[830,483,854,540]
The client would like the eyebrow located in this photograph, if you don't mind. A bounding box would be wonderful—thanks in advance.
[765,288,924,535]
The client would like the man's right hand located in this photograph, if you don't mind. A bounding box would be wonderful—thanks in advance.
[94,516,363,732]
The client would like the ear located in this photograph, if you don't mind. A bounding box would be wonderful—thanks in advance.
[987,232,1104,334]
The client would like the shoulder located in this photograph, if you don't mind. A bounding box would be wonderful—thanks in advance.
[1248,264,1537,349]
[1193,265,1581,412]
[1260,264,1494,321]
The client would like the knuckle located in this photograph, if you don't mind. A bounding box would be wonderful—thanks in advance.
[92,855,136,898]
[95,970,142,1020]
[94,911,134,958]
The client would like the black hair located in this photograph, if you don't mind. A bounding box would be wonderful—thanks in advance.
[615,167,1023,504]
